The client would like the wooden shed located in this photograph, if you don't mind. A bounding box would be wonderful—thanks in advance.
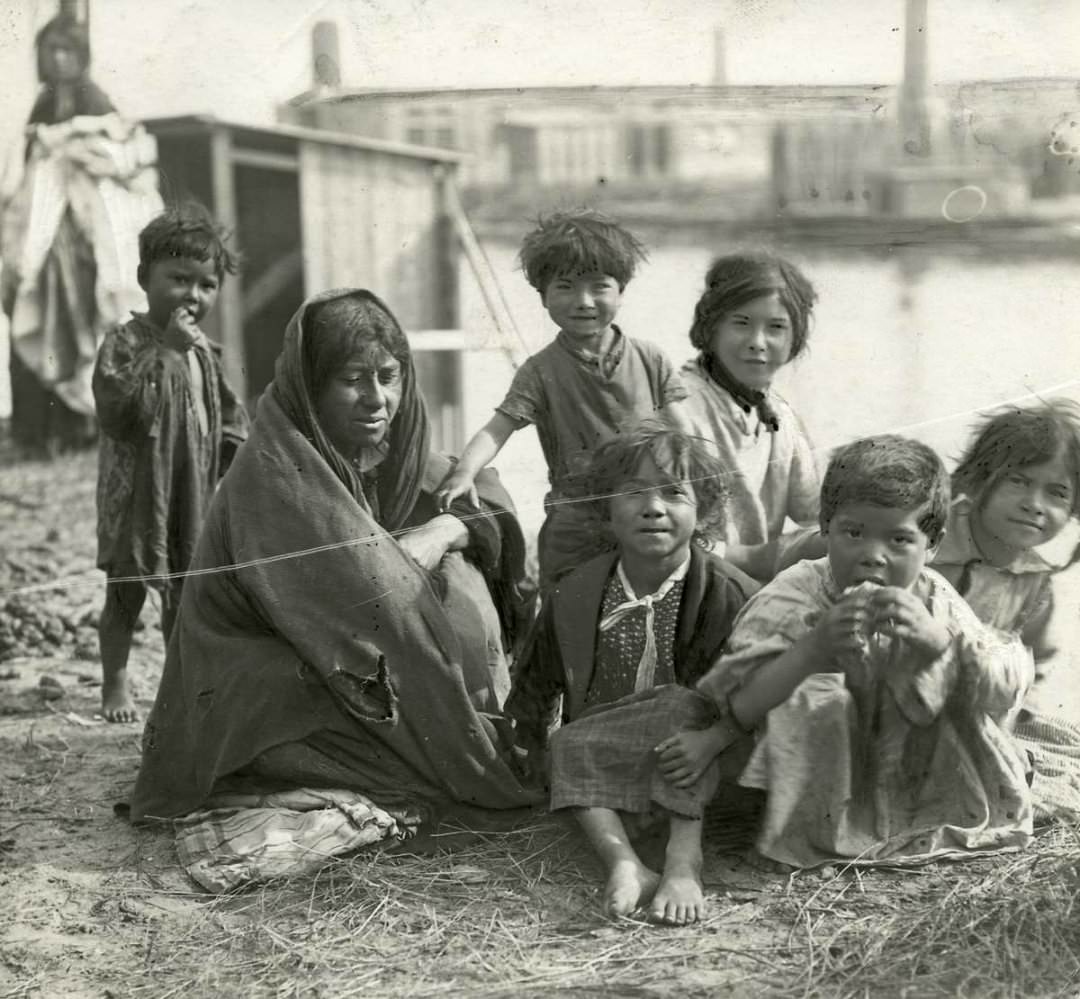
[143,114,467,451]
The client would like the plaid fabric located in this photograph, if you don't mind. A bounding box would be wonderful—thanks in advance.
[1016,714,1080,822]
[549,684,751,818]
[173,788,418,893]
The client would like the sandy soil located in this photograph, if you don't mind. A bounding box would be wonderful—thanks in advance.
[3,447,1079,999]
[0,449,782,998]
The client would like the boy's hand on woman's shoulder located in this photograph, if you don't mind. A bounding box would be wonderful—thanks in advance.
[435,468,479,512]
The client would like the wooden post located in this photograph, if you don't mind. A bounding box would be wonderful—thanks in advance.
[209,126,246,400]
[433,165,460,330]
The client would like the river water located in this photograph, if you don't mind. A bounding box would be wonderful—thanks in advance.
[460,235,1080,545]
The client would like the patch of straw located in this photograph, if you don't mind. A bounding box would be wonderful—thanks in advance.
[766,823,1080,998]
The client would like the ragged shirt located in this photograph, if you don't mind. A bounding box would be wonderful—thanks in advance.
[93,312,248,580]
[702,558,1035,867]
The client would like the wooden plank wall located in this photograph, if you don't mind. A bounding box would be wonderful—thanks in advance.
[298,142,446,330]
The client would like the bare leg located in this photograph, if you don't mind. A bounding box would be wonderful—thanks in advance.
[649,816,706,926]
[98,578,146,723]
[575,807,661,918]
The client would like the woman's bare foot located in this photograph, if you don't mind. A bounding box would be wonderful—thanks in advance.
[604,858,660,917]
[101,670,139,723]
[649,861,705,925]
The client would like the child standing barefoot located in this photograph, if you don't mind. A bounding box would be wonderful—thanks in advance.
[505,422,756,922]
[681,252,823,581]
[551,436,1034,900]
[92,207,248,722]
[436,210,690,588]
[934,400,1080,819]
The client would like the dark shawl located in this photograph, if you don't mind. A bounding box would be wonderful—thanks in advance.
[27,79,115,127]
[130,289,539,820]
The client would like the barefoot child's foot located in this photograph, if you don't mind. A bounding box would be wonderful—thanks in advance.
[101,670,139,723]
[604,858,660,917]
[649,862,706,925]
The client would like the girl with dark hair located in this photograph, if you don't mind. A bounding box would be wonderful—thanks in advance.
[935,399,1080,820]
[682,251,824,581]
[0,14,162,454]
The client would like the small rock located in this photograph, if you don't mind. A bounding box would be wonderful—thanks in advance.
[74,641,99,663]
[38,675,64,700]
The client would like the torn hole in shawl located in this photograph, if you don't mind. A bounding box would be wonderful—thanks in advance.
[325,647,398,725]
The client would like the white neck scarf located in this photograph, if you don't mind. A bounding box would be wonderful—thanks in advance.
[598,555,691,692]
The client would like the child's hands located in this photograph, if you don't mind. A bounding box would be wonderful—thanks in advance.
[655,726,726,788]
[870,587,951,662]
[163,307,205,351]
[816,590,876,660]
[435,468,479,512]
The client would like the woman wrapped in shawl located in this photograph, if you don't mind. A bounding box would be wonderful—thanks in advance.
[0,15,162,453]
[130,289,539,823]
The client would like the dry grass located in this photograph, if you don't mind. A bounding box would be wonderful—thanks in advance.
[98,815,1080,999]
[117,813,784,998]
[763,823,1080,999]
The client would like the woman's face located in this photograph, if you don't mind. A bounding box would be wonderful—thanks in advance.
[315,343,403,458]
[40,31,83,84]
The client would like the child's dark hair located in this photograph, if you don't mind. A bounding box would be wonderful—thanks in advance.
[519,209,647,292]
[35,15,90,82]
[820,435,950,544]
[137,204,241,285]
[576,421,730,549]
[688,251,817,361]
[953,399,1080,517]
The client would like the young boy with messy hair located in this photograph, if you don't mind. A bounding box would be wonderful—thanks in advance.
[550,435,1034,922]
[93,205,249,722]
[437,209,690,587]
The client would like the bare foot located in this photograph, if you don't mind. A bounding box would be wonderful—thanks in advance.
[101,671,139,723]
[604,858,661,917]
[649,862,705,925]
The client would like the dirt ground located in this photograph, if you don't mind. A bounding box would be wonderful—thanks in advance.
[2,447,1080,999]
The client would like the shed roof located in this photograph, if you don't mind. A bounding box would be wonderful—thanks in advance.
[144,114,467,165]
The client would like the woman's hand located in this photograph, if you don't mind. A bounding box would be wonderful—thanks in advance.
[871,587,951,663]
[398,514,469,571]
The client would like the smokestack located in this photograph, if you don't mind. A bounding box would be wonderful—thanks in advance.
[312,20,341,90]
[59,0,89,24]
[712,26,727,86]
[898,0,931,157]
